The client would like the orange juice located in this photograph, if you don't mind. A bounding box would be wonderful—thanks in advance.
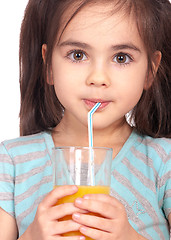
[55,185,110,240]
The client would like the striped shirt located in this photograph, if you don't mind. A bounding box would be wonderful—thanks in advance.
[0,130,170,239]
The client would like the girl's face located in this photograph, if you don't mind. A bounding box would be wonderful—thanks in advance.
[51,3,149,130]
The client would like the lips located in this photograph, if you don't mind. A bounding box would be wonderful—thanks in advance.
[84,99,110,110]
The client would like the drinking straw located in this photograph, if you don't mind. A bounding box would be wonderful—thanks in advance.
[88,102,101,185]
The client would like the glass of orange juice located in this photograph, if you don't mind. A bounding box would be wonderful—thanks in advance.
[52,147,113,240]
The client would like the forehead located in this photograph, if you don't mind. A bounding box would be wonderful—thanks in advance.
[58,3,144,48]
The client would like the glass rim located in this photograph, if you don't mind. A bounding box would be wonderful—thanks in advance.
[52,146,113,151]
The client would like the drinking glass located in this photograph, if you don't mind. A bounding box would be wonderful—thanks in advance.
[52,146,113,239]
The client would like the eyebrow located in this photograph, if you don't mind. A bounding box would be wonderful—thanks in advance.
[59,40,91,49]
[59,40,141,52]
[111,44,141,52]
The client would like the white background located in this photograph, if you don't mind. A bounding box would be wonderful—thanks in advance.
[0,1,28,142]
[0,1,171,143]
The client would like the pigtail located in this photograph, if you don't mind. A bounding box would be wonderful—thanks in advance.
[19,0,63,136]
[20,0,46,135]
[131,0,171,138]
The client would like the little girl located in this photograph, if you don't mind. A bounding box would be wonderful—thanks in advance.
[0,0,171,239]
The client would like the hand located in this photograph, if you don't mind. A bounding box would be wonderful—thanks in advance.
[73,194,143,240]
[22,185,85,240]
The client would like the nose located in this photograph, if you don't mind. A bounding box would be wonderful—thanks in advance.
[86,68,111,87]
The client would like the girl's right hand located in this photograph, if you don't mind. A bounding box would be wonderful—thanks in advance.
[20,185,84,240]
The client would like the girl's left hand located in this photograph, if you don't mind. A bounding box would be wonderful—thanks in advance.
[72,194,141,240]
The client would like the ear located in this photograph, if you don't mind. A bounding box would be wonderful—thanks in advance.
[144,51,162,90]
[42,44,54,85]
[42,44,47,63]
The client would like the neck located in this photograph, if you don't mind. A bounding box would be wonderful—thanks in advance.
[52,115,132,157]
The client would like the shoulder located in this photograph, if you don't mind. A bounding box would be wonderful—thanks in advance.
[0,131,54,163]
[136,133,171,157]
[133,131,171,171]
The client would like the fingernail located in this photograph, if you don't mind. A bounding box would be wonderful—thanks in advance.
[72,185,78,191]
[83,195,90,199]
[73,213,81,219]
[80,226,87,233]
[79,236,85,240]
[75,198,83,204]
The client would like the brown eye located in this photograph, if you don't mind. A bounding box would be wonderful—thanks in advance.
[73,51,84,61]
[113,53,132,65]
[116,54,127,63]
[67,50,87,62]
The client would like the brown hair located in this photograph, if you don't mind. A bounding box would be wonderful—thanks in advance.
[19,0,171,137]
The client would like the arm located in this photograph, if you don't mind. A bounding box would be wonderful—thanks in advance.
[0,207,18,240]
[169,213,171,240]
[0,186,83,240]
[169,213,171,228]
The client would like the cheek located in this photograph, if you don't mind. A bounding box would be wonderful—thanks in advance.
[117,72,147,109]
[53,78,70,104]
[52,64,70,90]
[125,87,143,107]
[123,66,147,94]
[122,81,144,97]
[52,69,79,108]
[52,61,86,101]
[126,80,144,98]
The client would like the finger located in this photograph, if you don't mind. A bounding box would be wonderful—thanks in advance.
[51,219,82,235]
[47,203,89,220]
[73,212,114,232]
[41,185,78,208]
[79,225,112,240]
[74,197,118,219]
[56,236,85,240]
[83,193,121,207]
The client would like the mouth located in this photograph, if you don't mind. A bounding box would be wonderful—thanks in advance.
[83,99,110,110]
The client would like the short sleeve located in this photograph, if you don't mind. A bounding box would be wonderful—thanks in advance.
[159,154,171,219]
[0,143,15,217]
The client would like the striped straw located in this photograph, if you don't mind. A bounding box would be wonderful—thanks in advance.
[88,102,101,148]
[88,102,101,185]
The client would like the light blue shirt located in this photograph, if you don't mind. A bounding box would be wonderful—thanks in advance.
[0,130,170,239]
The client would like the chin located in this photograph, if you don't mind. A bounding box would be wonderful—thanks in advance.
[93,122,110,130]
